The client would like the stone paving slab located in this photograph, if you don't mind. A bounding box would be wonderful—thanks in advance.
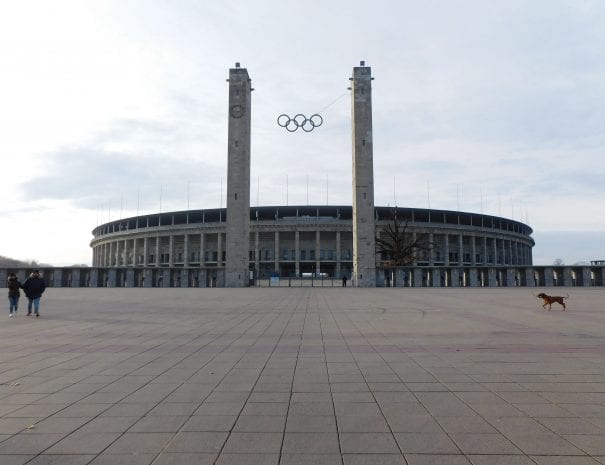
[0,287,604,464]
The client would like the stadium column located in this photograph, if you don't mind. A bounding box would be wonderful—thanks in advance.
[155,237,160,267]
[295,231,300,277]
[225,63,252,287]
[336,231,341,277]
[254,232,260,276]
[274,232,280,273]
[315,231,320,276]
[350,61,376,287]
[218,232,223,266]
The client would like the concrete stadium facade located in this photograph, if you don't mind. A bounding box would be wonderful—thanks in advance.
[82,204,550,288]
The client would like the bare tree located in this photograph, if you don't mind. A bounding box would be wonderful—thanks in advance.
[553,258,564,266]
[376,209,431,285]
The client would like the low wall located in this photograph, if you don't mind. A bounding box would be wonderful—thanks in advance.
[0,268,225,288]
[2,265,604,288]
[382,265,605,287]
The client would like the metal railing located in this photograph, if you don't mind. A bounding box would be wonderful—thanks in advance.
[255,276,344,287]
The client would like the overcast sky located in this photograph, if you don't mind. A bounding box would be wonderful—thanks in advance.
[1,0,603,266]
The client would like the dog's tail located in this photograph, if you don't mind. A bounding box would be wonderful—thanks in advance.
[564,293,570,300]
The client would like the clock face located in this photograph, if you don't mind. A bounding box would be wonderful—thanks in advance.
[230,104,245,118]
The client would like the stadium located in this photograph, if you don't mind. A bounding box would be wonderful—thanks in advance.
[89,205,535,288]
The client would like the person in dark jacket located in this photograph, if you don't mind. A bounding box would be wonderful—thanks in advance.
[22,270,46,317]
[7,273,21,318]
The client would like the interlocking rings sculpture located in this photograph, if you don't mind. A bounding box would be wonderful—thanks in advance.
[277,113,323,132]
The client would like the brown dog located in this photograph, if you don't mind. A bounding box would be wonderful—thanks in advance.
[536,293,568,311]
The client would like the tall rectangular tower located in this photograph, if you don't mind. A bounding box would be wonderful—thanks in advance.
[351,62,376,287]
[225,63,252,287]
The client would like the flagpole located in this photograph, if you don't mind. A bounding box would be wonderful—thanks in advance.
[427,179,431,209]
[306,174,309,205]
[480,187,483,214]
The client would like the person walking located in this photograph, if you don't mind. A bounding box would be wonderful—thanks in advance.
[22,270,46,317]
[342,275,348,287]
[7,273,21,318]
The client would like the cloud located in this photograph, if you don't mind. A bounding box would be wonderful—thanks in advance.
[18,134,224,213]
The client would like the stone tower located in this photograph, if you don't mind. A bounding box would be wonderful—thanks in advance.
[225,63,252,287]
[351,61,376,287]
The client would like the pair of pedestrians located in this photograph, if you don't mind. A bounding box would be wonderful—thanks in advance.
[7,270,46,318]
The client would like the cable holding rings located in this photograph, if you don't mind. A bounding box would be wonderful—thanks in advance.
[277,113,323,132]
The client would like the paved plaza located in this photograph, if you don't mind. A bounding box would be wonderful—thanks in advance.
[1,287,605,465]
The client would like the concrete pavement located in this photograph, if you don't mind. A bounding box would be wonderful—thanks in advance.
[1,287,604,464]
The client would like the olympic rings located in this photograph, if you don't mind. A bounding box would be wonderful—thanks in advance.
[277,113,323,132]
